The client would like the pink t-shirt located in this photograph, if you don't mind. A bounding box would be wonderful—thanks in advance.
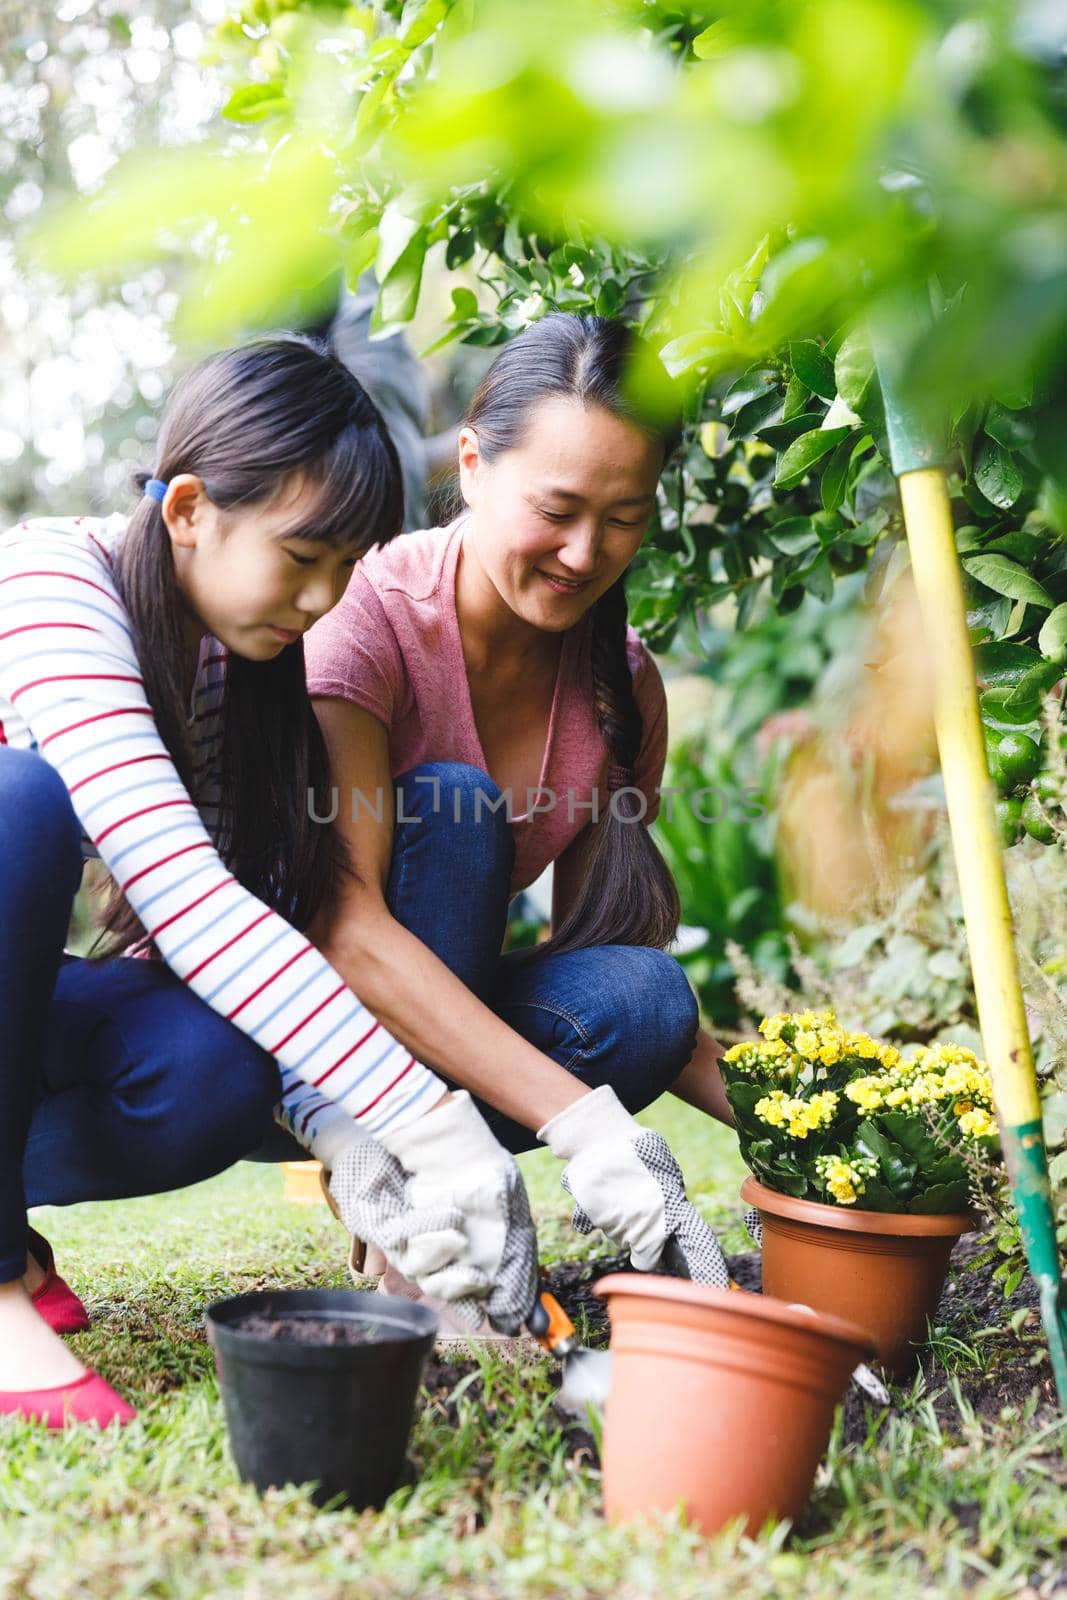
[304,519,668,895]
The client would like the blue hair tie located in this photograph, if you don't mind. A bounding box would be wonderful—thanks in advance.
[144,477,168,503]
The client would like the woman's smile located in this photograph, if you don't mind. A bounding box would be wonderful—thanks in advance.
[536,569,593,596]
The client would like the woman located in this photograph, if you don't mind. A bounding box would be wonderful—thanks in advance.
[295,314,734,1297]
[0,337,550,1428]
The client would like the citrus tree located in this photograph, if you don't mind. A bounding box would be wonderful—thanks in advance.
[30,0,1067,836]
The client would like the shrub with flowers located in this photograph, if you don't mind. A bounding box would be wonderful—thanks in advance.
[721,1010,1000,1212]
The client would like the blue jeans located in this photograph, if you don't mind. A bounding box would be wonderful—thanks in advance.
[0,748,281,1282]
[252,762,699,1157]
[1,751,696,1281]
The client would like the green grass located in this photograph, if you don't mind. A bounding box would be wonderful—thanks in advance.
[2,1100,1063,1599]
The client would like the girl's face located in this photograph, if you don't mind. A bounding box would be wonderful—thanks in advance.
[458,397,664,633]
[162,473,361,659]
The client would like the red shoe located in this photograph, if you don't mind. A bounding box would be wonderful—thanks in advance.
[0,1371,136,1429]
[27,1228,90,1335]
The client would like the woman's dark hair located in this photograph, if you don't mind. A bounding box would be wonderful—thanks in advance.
[464,312,682,956]
[97,335,403,956]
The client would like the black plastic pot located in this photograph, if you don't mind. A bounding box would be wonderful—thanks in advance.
[205,1288,438,1509]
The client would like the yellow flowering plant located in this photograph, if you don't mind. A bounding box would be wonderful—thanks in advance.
[721,1010,999,1211]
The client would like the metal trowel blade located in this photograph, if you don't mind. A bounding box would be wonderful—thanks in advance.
[557,1347,613,1414]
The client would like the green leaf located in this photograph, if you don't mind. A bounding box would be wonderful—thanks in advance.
[974,439,1024,509]
[834,330,883,428]
[983,403,1035,451]
[774,427,852,490]
[961,555,1053,608]
[909,1180,971,1214]
[974,641,1051,688]
[820,433,857,512]
[342,227,379,290]
[659,329,735,378]
[782,372,810,422]
[398,0,449,49]
[449,286,479,321]
[1038,602,1067,664]
[757,414,826,451]
[766,517,819,556]
[789,340,836,400]
[802,552,834,602]
[374,230,427,329]
[722,364,779,419]
[222,83,291,123]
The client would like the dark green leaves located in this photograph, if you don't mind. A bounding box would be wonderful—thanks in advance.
[774,426,852,490]
[974,439,1024,509]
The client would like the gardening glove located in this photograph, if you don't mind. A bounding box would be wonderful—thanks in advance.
[538,1085,731,1289]
[328,1092,539,1335]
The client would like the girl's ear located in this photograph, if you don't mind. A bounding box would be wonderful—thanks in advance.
[456,427,482,510]
[161,474,211,550]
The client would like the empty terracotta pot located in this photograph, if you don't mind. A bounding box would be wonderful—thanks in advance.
[594,1274,872,1536]
[742,1176,975,1375]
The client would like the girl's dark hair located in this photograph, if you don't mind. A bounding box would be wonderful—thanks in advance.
[98,335,403,956]
[465,312,681,956]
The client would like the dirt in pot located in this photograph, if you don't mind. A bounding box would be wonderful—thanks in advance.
[235,1313,392,1346]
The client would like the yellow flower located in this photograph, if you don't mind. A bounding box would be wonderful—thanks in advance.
[814,1153,874,1205]
[853,1035,879,1060]
[958,1107,997,1140]
[818,1040,842,1066]
[763,1038,788,1059]
[755,1091,788,1128]
[845,1077,884,1113]
[759,1015,786,1042]
[794,1029,820,1061]
[885,1087,908,1107]
[723,1042,752,1064]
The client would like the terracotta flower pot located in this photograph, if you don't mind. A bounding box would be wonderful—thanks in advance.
[594,1274,872,1536]
[742,1176,976,1375]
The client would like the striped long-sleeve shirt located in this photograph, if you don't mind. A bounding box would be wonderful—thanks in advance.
[0,516,444,1162]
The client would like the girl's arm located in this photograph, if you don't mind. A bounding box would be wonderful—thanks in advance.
[0,521,446,1157]
[295,697,594,1132]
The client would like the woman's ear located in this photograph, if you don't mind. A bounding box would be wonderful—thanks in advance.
[456,427,482,510]
[161,474,210,550]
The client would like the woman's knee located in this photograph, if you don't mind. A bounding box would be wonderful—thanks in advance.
[0,749,82,896]
[394,761,514,869]
[498,944,698,1108]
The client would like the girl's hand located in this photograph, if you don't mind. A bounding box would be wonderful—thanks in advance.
[328,1092,540,1335]
[537,1084,731,1286]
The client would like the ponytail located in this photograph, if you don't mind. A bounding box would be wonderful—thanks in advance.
[535,577,680,956]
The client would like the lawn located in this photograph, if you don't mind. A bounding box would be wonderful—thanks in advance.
[2,1098,1064,1600]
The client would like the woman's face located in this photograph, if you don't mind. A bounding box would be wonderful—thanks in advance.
[162,472,362,659]
[459,396,664,633]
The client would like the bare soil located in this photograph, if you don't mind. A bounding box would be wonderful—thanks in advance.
[236,1313,388,1346]
[419,1237,1060,1463]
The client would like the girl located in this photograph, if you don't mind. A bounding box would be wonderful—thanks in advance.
[289,314,735,1300]
[0,338,549,1429]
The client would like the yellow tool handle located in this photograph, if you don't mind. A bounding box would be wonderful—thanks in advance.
[898,467,1041,1127]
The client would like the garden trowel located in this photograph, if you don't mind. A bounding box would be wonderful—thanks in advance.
[528,1238,694,1414]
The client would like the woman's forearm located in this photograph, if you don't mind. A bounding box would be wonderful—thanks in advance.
[670,1026,734,1126]
[317,905,588,1130]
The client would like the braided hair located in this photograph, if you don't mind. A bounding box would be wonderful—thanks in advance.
[464,313,681,954]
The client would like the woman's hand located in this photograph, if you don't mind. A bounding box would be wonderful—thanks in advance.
[328,1092,540,1335]
[537,1084,730,1286]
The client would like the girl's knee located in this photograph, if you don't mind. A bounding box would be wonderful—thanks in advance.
[0,749,82,893]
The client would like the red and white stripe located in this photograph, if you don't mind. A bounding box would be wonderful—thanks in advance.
[0,517,442,1151]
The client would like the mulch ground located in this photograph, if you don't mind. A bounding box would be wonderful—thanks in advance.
[419,1235,1061,1463]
